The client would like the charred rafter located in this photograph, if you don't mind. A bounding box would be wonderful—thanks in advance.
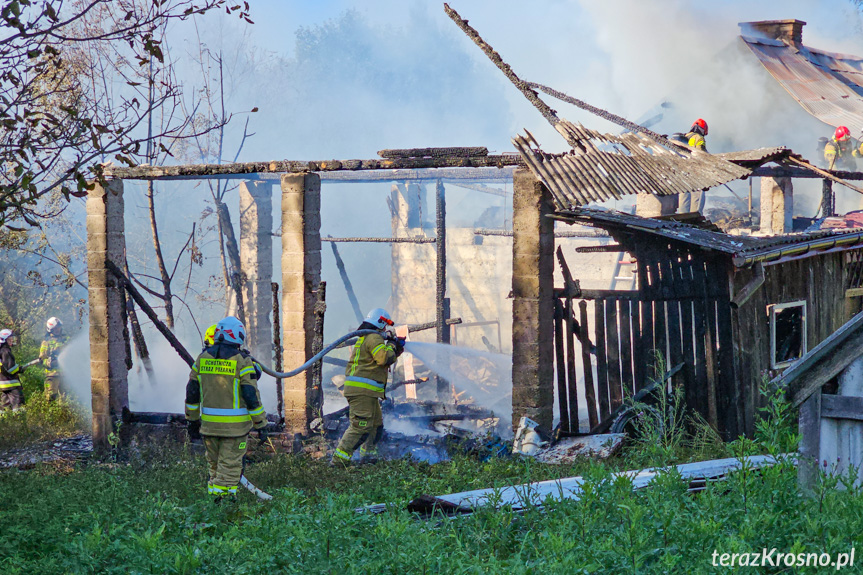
[378,147,488,159]
[104,155,523,181]
[443,3,559,128]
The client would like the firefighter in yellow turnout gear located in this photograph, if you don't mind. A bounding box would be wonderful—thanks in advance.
[39,317,66,397]
[185,317,268,499]
[332,308,403,465]
[824,126,859,171]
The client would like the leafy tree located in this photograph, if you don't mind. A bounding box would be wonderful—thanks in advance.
[0,0,252,229]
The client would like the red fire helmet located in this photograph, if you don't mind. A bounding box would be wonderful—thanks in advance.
[835,125,851,141]
[691,118,708,136]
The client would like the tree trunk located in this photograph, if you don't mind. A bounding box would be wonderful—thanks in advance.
[146,180,175,329]
[217,200,246,324]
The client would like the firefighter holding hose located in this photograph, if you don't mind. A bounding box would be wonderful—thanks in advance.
[331,308,404,466]
[39,317,65,398]
[185,316,268,501]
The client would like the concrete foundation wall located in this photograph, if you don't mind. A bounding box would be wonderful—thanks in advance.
[86,179,129,451]
[511,169,555,430]
[240,181,274,363]
[281,173,321,434]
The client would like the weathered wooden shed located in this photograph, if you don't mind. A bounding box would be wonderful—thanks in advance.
[552,208,863,440]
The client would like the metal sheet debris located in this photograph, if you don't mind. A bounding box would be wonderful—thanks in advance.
[534,433,626,464]
[741,35,863,129]
[384,455,789,515]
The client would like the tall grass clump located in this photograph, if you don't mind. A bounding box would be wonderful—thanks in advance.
[620,354,726,467]
[0,392,86,451]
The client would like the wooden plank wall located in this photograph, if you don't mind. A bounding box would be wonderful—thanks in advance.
[555,240,742,438]
[732,252,848,437]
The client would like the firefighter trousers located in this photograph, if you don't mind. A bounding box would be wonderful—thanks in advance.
[334,395,383,461]
[0,387,24,411]
[203,434,248,496]
[44,375,62,398]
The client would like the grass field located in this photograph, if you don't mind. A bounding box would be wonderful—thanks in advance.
[1,391,862,573]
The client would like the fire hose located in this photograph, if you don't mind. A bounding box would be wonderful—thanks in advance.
[233,329,381,500]
[251,329,380,379]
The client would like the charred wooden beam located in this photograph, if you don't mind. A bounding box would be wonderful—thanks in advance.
[448,181,510,198]
[443,4,559,128]
[784,156,863,194]
[528,82,676,149]
[474,228,609,238]
[407,318,462,333]
[104,155,523,181]
[329,243,364,323]
[272,282,284,423]
[379,147,488,159]
[554,287,640,300]
[318,166,517,183]
[751,166,863,180]
[576,244,625,253]
[106,260,195,366]
[322,236,436,244]
[310,281,326,415]
[436,180,450,401]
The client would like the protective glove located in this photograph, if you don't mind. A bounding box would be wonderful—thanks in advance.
[187,419,201,440]
[256,426,269,444]
[394,337,405,357]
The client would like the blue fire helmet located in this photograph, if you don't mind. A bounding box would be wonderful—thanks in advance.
[215,316,246,345]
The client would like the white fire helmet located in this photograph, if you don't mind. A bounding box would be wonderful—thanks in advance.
[364,308,394,330]
[215,316,246,345]
[0,329,14,345]
[47,317,62,332]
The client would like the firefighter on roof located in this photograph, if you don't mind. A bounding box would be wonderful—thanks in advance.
[39,317,66,398]
[0,329,23,411]
[332,308,403,466]
[824,126,858,171]
[185,316,268,500]
[685,118,709,152]
[676,119,709,213]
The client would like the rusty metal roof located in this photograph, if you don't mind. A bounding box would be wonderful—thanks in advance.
[741,35,863,129]
[512,120,784,209]
[553,208,863,267]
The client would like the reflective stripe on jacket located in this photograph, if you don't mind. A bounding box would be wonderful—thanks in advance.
[0,345,20,390]
[39,335,65,376]
[184,345,267,437]
[685,131,707,152]
[826,138,857,170]
[343,332,396,399]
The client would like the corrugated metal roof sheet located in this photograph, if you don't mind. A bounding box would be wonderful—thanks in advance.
[512,120,778,210]
[553,208,863,267]
[741,35,863,129]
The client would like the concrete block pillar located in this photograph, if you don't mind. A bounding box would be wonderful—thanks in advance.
[635,193,678,217]
[280,173,321,434]
[86,179,129,451]
[760,177,793,234]
[511,168,555,430]
[240,181,274,363]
